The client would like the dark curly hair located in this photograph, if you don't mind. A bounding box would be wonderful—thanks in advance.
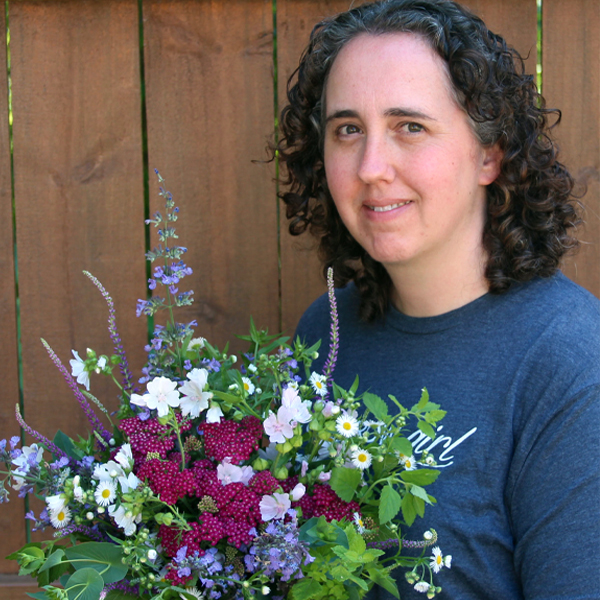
[277,0,580,321]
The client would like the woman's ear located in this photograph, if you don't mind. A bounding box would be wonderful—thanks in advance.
[479,143,503,185]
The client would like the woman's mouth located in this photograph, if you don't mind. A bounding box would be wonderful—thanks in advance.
[367,200,412,212]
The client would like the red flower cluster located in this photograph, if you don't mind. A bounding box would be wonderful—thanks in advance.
[202,416,263,464]
[137,458,197,505]
[298,483,360,522]
[119,415,192,465]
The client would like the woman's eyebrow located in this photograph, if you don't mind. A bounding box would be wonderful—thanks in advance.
[325,107,437,123]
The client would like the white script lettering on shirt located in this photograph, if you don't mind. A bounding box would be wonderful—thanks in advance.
[407,425,477,468]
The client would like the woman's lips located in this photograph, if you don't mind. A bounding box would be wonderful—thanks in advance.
[365,200,413,212]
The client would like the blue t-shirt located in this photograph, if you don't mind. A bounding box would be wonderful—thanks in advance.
[295,273,600,600]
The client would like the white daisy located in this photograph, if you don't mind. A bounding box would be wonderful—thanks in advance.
[351,447,372,470]
[430,546,449,574]
[50,505,72,529]
[444,554,452,568]
[94,480,117,507]
[414,581,430,593]
[335,413,359,438]
[400,454,417,471]
[241,377,255,395]
[188,337,206,351]
[353,512,365,533]
[46,494,68,515]
[309,372,328,396]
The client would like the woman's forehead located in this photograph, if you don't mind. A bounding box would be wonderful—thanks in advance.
[325,33,457,116]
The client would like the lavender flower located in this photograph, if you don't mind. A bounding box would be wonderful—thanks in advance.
[14,405,68,461]
[322,267,339,386]
[83,271,136,395]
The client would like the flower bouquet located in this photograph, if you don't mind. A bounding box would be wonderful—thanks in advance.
[1,173,451,600]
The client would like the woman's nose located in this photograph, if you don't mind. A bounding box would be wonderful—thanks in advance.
[357,134,395,185]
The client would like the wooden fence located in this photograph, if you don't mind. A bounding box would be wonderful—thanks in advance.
[0,0,598,596]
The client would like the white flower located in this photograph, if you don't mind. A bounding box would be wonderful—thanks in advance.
[11,444,43,490]
[353,512,365,533]
[400,454,417,471]
[259,492,291,521]
[430,546,450,574]
[49,505,72,529]
[147,549,158,561]
[130,376,181,417]
[263,406,296,444]
[109,504,141,536]
[94,480,117,507]
[289,483,306,501]
[95,356,107,373]
[444,554,452,568]
[351,447,372,470]
[205,402,224,423]
[309,372,328,396]
[217,458,254,486]
[73,483,85,503]
[70,350,90,390]
[46,494,68,515]
[179,369,212,418]
[336,412,360,438]
[119,472,140,494]
[241,377,255,396]
[179,587,204,600]
[414,581,430,593]
[281,386,312,424]
[114,444,134,471]
[188,337,206,351]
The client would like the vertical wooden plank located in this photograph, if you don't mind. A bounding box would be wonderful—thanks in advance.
[144,0,279,353]
[463,0,538,76]
[543,0,600,298]
[277,0,359,337]
[0,0,26,579]
[7,0,147,559]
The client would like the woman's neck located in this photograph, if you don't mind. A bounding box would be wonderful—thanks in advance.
[387,246,489,318]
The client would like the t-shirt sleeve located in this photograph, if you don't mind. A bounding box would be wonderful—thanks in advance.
[506,321,600,599]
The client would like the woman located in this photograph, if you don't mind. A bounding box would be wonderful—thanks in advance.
[276,1,600,598]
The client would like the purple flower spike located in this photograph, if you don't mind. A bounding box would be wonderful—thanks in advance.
[41,339,112,443]
[322,267,339,385]
[14,405,68,460]
[83,271,137,395]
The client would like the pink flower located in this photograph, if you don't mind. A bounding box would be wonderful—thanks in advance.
[217,458,254,486]
[263,406,295,444]
[259,492,291,521]
[317,471,331,482]
[290,483,306,501]
[281,387,311,424]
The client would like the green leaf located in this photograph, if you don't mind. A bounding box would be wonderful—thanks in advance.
[401,492,417,526]
[412,387,430,412]
[368,567,400,599]
[389,437,412,457]
[53,431,84,460]
[379,484,401,524]
[412,495,425,518]
[409,484,433,505]
[346,525,366,554]
[39,549,65,573]
[425,409,447,424]
[330,467,361,503]
[349,376,360,396]
[27,593,51,600]
[417,420,436,439]
[64,568,104,600]
[400,469,440,486]
[291,578,324,600]
[64,542,127,584]
[362,392,388,422]
[105,593,139,600]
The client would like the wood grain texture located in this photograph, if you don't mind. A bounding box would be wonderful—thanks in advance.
[464,0,538,75]
[277,0,362,338]
[543,0,600,297]
[0,0,26,574]
[0,575,40,600]
[9,0,147,503]
[143,0,279,353]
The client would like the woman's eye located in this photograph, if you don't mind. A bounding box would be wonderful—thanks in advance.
[404,122,424,133]
[338,124,361,136]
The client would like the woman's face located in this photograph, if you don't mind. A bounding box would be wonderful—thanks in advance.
[323,33,501,275]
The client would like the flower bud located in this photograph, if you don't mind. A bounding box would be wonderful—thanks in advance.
[274,467,289,480]
[147,549,157,560]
